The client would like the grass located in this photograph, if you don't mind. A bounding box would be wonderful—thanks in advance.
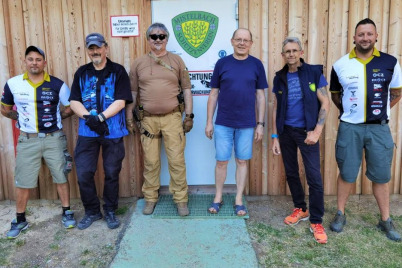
[247,204,402,268]
[115,206,129,215]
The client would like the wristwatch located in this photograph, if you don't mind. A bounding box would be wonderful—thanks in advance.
[185,113,194,119]
[257,122,265,127]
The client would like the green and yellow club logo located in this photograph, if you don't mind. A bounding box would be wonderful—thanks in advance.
[172,11,219,58]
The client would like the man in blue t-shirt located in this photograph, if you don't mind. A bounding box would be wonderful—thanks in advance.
[272,37,330,244]
[70,33,132,230]
[205,28,267,217]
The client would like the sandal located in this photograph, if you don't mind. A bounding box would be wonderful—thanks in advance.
[234,205,247,216]
[208,201,223,214]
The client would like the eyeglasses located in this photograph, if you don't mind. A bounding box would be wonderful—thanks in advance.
[283,49,301,55]
[233,38,252,44]
[149,34,167,41]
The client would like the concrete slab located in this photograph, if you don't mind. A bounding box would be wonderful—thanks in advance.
[111,199,258,268]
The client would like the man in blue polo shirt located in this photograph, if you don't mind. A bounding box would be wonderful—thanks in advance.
[1,46,76,238]
[205,28,267,217]
[330,18,402,242]
[271,37,330,244]
[70,33,132,230]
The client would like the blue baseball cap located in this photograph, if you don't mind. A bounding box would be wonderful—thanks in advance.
[86,33,106,48]
[25,46,46,59]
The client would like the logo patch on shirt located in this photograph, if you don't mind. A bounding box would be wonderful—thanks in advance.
[309,83,316,92]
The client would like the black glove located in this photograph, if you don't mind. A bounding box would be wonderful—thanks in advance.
[83,115,110,136]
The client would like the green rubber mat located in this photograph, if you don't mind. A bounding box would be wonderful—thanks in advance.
[151,194,249,219]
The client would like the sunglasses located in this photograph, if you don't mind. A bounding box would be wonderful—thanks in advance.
[149,34,167,41]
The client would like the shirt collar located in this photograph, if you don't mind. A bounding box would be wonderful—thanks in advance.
[349,47,380,59]
[23,71,50,82]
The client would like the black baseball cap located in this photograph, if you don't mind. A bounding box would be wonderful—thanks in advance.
[86,33,106,48]
[25,46,46,59]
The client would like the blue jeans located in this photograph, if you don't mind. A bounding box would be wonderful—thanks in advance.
[74,136,125,215]
[279,125,324,223]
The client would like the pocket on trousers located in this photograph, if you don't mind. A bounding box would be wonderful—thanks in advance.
[335,140,347,163]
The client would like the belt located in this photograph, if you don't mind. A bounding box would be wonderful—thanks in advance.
[341,120,388,125]
[143,106,181,117]
[20,129,62,138]
[363,119,388,125]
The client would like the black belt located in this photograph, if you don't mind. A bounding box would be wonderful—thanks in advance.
[20,129,62,138]
[341,120,388,125]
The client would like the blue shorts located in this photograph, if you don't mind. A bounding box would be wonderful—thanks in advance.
[214,124,254,161]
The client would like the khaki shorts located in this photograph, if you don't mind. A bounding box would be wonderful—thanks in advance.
[15,131,68,188]
[335,121,394,183]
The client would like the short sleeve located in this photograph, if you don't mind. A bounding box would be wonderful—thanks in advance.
[114,66,133,103]
[329,67,342,93]
[59,83,71,106]
[390,60,402,90]
[1,83,14,106]
[69,70,83,102]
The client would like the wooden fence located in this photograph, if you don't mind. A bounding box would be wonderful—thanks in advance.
[0,0,401,201]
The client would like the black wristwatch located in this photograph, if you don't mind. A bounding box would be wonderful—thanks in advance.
[257,122,265,127]
[186,113,194,119]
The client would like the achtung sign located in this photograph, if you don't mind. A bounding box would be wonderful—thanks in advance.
[110,15,139,37]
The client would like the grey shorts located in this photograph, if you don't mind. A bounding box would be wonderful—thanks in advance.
[15,131,68,188]
[335,121,394,183]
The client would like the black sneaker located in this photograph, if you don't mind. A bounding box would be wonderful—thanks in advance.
[377,218,401,242]
[330,210,346,233]
[77,212,103,230]
[6,219,29,239]
[104,211,120,229]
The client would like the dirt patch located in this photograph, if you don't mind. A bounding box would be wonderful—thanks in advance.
[1,195,401,267]
[0,198,136,268]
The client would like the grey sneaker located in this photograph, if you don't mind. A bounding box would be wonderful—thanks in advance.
[62,210,76,229]
[330,210,346,233]
[6,219,29,239]
[377,218,401,242]
[143,201,157,215]
[77,212,103,230]
[177,202,189,217]
[104,211,120,229]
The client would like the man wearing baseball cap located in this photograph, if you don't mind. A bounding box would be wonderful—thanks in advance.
[1,46,76,238]
[69,33,132,230]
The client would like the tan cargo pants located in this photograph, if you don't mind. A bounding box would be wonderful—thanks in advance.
[140,111,188,203]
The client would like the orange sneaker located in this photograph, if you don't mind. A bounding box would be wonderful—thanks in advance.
[284,208,309,225]
[310,223,328,244]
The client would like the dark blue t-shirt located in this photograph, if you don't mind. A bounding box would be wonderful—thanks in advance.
[210,55,268,128]
[284,71,327,127]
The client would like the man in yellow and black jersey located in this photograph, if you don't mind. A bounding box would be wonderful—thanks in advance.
[329,18,402,242]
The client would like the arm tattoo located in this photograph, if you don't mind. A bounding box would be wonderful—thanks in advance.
[390,90,401,102]
[318,86,328,96]
[6,110,18,120]
[317,108,327,125]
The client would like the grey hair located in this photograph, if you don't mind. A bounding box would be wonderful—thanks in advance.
[282,37,302,52]
[146,22,170,40]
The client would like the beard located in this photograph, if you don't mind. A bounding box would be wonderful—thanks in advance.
[355,42,375,54]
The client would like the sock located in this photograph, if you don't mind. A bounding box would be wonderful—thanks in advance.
[16,212,26,223]
[62,206,71,215]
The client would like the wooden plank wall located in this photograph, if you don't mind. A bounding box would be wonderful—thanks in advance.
[0,0,401,200]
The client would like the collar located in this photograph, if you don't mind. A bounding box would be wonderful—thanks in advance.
[86,58,114,73]
[349,47,380,59]
[23,71,50,82]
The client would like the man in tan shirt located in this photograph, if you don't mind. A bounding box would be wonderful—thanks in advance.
[127,22,193,216]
